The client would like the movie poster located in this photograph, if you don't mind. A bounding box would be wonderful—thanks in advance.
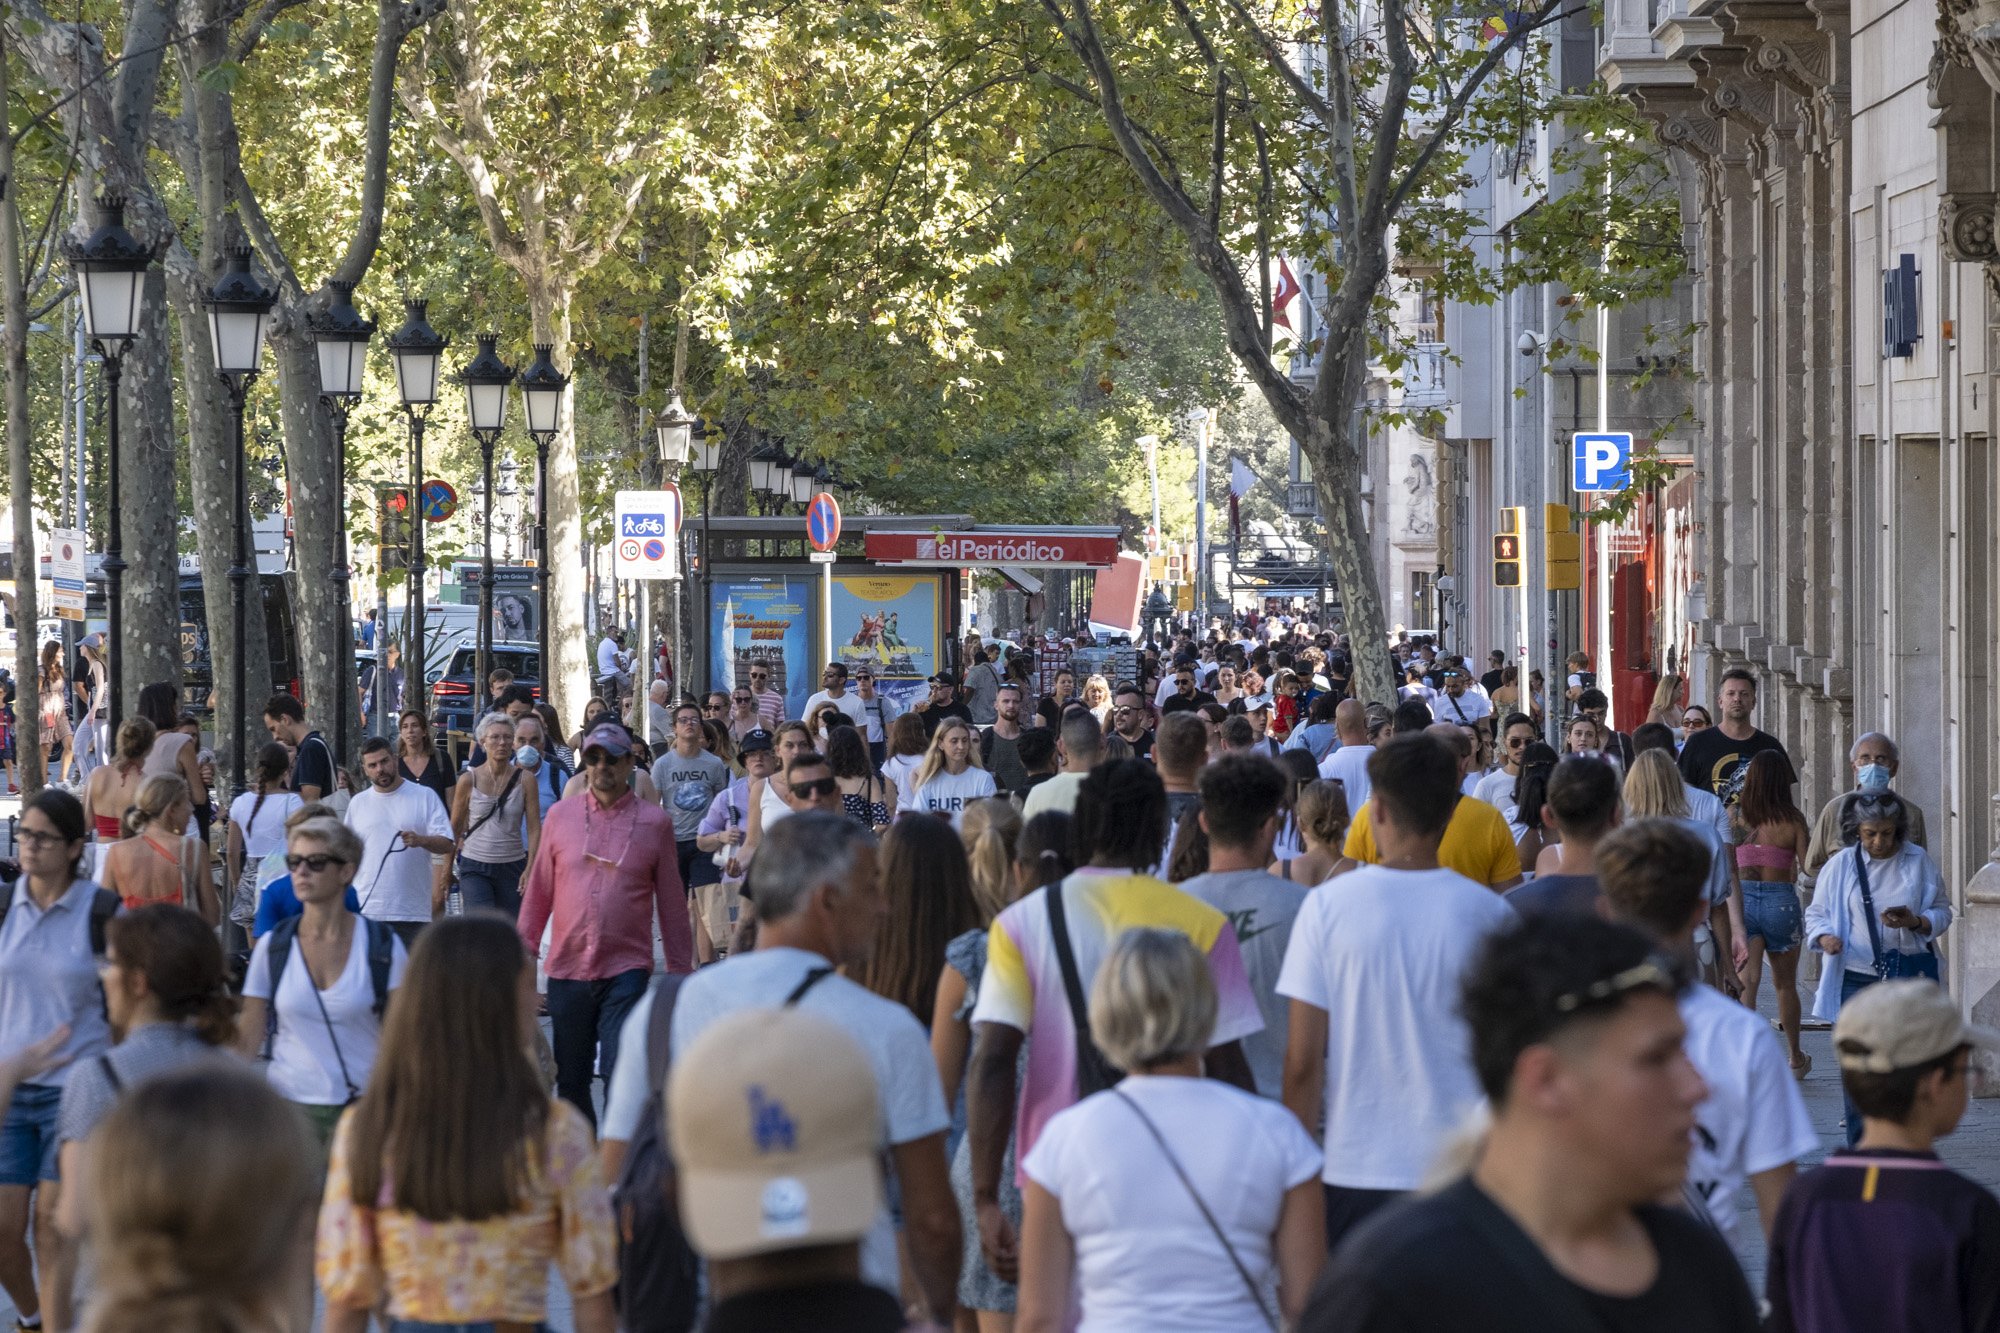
[710,576,814,720]
[830,573,940,708]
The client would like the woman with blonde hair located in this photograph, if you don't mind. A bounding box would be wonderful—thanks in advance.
[83,717,154,869]
[99,774,214,923]
[81,1065,318,1333]
[1017,928,1323,1330]
[226,743,302,946]
[960,796,1023,923]
[1645,670,1686,730]
[38,641,74,785]
[911,717,996,829]
[1081,673,1112,727]
[1270,779,1353,886]
[1622,747,1746,989]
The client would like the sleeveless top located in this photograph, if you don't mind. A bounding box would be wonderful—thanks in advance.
[760,777,793,830]
[841,781,890,830]
[462,774,529,864]
[142,730,192,780]
[104,832,191,910]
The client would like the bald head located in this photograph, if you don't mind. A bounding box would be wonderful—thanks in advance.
[1335,698,1368,744]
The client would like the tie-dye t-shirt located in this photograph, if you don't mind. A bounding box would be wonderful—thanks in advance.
[970,868,1263,1179]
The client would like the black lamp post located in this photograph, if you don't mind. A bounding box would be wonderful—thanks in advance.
[747,442,785,517]
[200,244,278,801]
[306,280,374,764]
[63,196,156,734]
[788,456,816,509]
[517,344,569,682]
[386,301,447,712]
[459,333,516,701]
[660,407,719,687]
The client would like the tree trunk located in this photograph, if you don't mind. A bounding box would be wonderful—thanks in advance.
[1311,341,1399,707]
[118,273,184,702]
[0,35,44,794]
[271,335,345,750]
[525,280,588,732]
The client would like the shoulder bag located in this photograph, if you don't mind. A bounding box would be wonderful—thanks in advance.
[1113,1088,1277,1331]
[1854,846,1939,982]
[1045,880,1122,1098]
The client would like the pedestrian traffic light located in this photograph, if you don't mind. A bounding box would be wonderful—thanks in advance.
[1545,502,1581,591]
[1494,507,1524,587]
[378,486,411,577]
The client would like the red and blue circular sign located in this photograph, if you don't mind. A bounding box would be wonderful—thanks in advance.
[642,538,666,561]
[420,479,457,522]
[806,491,842,552]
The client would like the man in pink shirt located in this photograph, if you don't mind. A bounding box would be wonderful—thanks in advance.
[520,721,692,1125]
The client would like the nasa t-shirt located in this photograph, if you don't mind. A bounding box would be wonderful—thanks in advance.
[652,748,732,843]
[913,766,998,828]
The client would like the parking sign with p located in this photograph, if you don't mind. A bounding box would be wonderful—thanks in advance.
[1572,432,1632,494]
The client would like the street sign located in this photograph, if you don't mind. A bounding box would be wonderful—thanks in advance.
[865,530,1121,568]
[806,492,842,552]
[1572,432,1632,493]
[51,528,86,621]
[809,549,837,564]
[420,479,458,522]
[614,488,683,580]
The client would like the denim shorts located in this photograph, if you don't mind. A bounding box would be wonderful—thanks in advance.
[0,1083,64,1185]
[1742,881,1803,953]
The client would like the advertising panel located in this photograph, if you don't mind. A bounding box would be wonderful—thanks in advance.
[711,576,813,719]
[830,573,940,708]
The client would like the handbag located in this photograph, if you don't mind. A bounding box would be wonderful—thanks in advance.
[1853,846,1940,982]
[1114,1088,1278,1331]
[1045,880,1122,1098]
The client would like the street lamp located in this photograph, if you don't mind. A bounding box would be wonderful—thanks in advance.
[64,196,157,734]
[459,332,516,698]
[517,343,568,679]
[747,441,784,514]
[682,415,721,690]
[200,243,278,801]
[788,457,816,507]
[386,300,447,710]
[306,279,375,763]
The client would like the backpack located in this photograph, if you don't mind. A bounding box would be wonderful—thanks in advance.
[615,965,832,1332]
[264,913,395,1019]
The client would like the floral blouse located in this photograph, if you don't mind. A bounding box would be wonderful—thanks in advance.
[316,1098,616,1324]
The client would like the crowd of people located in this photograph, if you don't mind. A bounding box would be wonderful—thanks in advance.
[0,615,1989,1333]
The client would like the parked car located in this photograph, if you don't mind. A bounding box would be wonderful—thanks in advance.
[429,641,542,747]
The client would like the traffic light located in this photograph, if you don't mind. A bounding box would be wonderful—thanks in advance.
[1545,502,1581,591]
[1493,507,1524,587]
[378,487,411,577]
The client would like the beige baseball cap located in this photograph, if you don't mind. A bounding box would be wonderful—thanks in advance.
[1833,979,2000,1073]
[667,1007,883,1259]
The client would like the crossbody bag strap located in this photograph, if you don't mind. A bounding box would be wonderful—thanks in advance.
[1045,881,1093,1052]
[1854,846,1889,978]
[784,966,834,1006]
[462,768,524,843]
[301,930,362,1102]
[1111,1089,1277,1332]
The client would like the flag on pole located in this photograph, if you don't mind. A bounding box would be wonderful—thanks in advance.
[1272,259,1302,332]
[1229,458,1257,546]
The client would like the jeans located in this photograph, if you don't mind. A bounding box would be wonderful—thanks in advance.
[545,968,649,1129]
[1840,968,1879,1145]
[0,1083,62,1184]
[457,857,526,919]
[1742,882,1804,953]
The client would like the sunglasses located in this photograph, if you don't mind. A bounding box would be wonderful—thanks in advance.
[285,853,350,872]
[791,776,839,798]
[583,750,631,767]
[733,694,753,703]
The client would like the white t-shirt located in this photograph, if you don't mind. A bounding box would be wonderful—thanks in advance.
[1175,868,1307,1100]
[1472,767,1517,818]
[911,766,997,827]
[1685,783,1732,847]
[1317,743,1375,815]
[243,920,409,1105]
[229,790,304,864]
[853,692,901,743]
[1021,770,1086,820]
[804,689,868,729]
[1435,689,1492,730]
[596,637,623,677]
[1022,1076,1320,1331]
[652,947,949,1297]
[1680,983,1817,1251]
[344,781,452,923]
[1276,864,1516,1189]
[882,753,923,807]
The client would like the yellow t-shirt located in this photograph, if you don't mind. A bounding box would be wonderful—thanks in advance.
[1343,795,1520,887]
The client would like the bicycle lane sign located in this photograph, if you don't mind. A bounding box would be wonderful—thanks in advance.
[614,488,683,580]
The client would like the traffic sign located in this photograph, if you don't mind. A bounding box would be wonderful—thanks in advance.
[809,549,837,564]
[51,528,86,621]
[1572,432,1632,493]
[1492,532,1522,588]
[806,492,842,552]
[614,488,683,580]
[420,479,457,522]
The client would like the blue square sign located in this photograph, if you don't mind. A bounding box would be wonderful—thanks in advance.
[620,512,669,538]
[1572,432,1632,493]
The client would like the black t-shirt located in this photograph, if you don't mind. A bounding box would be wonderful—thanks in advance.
[1676,726,1792,805]
[703,1277,907,1332]
[1159,690,1216,715]
[1302,1178,1759,1333]
[1482,668,1507,695]
[1036,695,1077,729]
[398,748,454,808]
[1117,727,1155,761]
[1505,874,1600,920]
[915,700,973,738]
[292,730,335,798]
[1766,1147,2000,1333]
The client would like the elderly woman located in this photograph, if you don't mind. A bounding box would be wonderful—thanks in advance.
[1016,928,1323,1332]
[1804,791,1951,1142]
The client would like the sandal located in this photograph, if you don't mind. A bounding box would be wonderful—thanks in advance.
[1790,1052,1812,1081]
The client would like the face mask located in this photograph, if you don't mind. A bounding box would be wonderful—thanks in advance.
[1857,763,1891,793]
[515,745,543,772]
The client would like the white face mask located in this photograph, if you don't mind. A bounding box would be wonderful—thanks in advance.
[514,745,543,772]
[1857,763,1892,793]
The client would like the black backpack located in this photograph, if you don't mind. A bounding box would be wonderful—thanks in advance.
[615,966,832,1332]
[265,913,395,1018]
[0,880,118,956]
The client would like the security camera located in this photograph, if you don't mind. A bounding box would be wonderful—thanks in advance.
[1516,330,1545,357]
